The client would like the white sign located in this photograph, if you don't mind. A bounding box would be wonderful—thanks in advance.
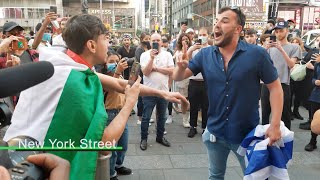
[145,18,150,29]
[174,20,178,28]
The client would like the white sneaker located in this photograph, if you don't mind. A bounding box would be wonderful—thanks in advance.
[166,115,173,124]
[164,131,167,135]
[182,113,190,128]
[150,118,155,123]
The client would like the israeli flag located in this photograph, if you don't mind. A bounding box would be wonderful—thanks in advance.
[237,122,294,180]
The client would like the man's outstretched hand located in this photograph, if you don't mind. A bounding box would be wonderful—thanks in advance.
[163,92,189,113]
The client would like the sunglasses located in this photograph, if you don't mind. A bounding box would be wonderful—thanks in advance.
[230,6,245,27]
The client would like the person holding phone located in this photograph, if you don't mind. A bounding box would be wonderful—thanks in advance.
[300,36,320,132]
[171,33,192,128]
[102,51,132,180]
[139,33,175,150]
[261,19,302,130]
[185,27,210,138]
[0,22,39,70]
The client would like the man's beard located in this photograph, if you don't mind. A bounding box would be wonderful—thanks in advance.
[215,32,234,48]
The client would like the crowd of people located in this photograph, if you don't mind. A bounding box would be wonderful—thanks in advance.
[0,5,320,180]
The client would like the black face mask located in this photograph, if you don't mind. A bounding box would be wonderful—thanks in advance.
[142,41,151,50]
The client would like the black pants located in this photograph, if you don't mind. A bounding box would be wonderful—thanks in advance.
[168,89,173,116]
[261,84,291,129]
[290,79,304,112]
[310,102,320,143]
[188,80,208,129]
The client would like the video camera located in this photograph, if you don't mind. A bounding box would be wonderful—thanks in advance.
[0,100,12,128]
[124,57,135,66]
[0,136,44,179]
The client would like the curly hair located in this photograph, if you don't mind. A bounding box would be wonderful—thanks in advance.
[176,33,192,51]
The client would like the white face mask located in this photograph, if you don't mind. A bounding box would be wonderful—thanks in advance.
[161,47,168,51]
[198,36,208,44]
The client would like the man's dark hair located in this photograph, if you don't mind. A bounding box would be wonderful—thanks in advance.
[62,14,107,54]
[139,32,150,43]
[267,19,276,26]
[29,31,35,36]
[245,28,257,35]
[218,7,246,28]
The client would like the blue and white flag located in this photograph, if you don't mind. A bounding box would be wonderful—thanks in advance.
[237,122,294,180]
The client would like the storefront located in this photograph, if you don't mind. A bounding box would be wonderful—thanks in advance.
[269,0,320,33]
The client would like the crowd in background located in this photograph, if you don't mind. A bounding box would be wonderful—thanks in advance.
[1,8,320,180]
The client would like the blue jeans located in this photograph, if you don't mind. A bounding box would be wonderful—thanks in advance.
[106,109,129,177]
[202,129,246,180]
[141,96,168,140]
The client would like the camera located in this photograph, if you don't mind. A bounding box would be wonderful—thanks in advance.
[0,101,12,128]
[270,35,276,42]
[0,136,45,180]
[124,57,135,66]
[195,39,202,45]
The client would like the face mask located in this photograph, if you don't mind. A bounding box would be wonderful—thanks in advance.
[107,63,117,73]
[198,36,208,44]
[268,27,273,31]
[289,26,294,30]
[42,33,51,42]
[161,47,168,51]
[142,41,151,50]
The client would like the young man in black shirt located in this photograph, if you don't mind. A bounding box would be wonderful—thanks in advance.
[116,34,136,80]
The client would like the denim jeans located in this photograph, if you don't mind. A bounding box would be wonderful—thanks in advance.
[141,96,168,140]
[202,129,246,180]
[106,109,129,177]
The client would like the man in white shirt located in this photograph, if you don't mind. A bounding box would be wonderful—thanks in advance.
[139,33,174,150]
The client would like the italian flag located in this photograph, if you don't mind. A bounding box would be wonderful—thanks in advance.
[4,47,108,180]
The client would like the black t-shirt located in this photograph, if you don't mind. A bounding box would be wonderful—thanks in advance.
[14,50,33,65]
[116,46,136,80]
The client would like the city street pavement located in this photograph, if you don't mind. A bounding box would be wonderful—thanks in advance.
[119,106,320,180]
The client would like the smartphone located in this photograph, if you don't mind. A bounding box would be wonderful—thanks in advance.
[50,6,57,13]
[11,38,28,51]
[195,39,202,45]
[270,35,276,42]
[128,62,141,86]
[152,42,159,50]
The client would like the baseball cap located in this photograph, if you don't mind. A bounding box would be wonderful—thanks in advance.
[122,33,132,40]
[2,21,24,33]
[274,20,289,29]
[186,28,194,34]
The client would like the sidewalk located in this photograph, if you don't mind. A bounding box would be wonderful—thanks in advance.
[120,107,320,180]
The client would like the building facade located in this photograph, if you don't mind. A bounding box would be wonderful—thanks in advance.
[0,0,62,32]
[171,0,193,34]
[192,0,215,34]
[62,0,136,36]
